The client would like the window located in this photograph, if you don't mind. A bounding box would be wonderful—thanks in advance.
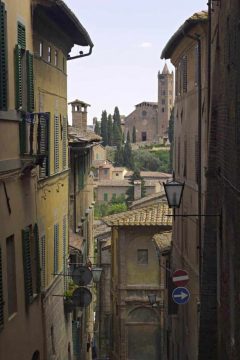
[162,108,165,113]
[39,112,50,178]
[162,90,165,96]
[22,224,41,305]
[54,50,58,66]
[15,22,34,112]
[40,234,46,289]
[104,193,108,202]
[104,169,108,175]
[116,173,119,176]
[62,116,68,169]
[39,42,43,57]
[162,99,165,105]
[0,2,8,110]
[6,235,17,316]
[54,115,59,173]
[183,55,188,93]
[54,224,59,274]
[47,46,51,62]
[137,249,148,264]
[141,132,147,141]
[142,110,147,117]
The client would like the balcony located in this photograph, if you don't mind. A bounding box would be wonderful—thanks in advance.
[19,112,50,175]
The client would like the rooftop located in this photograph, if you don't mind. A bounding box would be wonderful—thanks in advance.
[33,0,93,47]
[161,10,208,59]
[68,126,101,143]
[153,232,172,254]
[68,99,91,106]
[129,190,166,209]
[103,202,172,227]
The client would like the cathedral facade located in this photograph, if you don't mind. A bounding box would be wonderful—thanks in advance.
[124,64,174,143]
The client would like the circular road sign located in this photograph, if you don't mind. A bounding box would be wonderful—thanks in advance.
[72,287,92,307]
[71,266,93,286]
[172,269,189,287]
[172,287,190,305]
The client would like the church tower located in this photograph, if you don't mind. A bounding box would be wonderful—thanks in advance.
[157,64,174,142]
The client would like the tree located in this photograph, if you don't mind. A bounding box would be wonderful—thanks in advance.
[133,150,161,171]
[114,144,124,166]
[113,106,121,128]
[132,125,136,143]
[100,110,108,146]
[107,114,113,146]
[123,131,134,169]
[112,122,122,148]
[126,169,146,203]
[94,120,101,136]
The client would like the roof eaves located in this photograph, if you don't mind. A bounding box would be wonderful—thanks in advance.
[161,11,208,60]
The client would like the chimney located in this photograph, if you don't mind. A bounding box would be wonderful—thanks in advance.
[69,99,90,131]
[134,180,142,200]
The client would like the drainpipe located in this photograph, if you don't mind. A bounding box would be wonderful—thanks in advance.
[207,1,212,135]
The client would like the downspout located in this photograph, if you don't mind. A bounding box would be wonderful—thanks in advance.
[67,45,93,61]
[207,1,212,141]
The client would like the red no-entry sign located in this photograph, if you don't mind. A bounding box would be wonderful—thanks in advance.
[172,269,189,287]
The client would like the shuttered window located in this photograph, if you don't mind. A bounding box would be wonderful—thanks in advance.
[54,224,59,274]
[39,113,50,178]
[40,235,46,289]
[26,51,34,112]
[22,227,33,305]
[183,139,187,178]
[15,44,23,110]
[54,115,59,173]
[33,224,41,294]
[194,44,199,86]
[0,246,4,327]
[63,215,68,291]
[62,116,68,169]
[6,235,17,316]
[0,2,8,110]
[17,22,26,49]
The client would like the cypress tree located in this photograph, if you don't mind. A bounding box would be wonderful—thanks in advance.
[107,114,113,146]
[113,106,121,128]
[94,120,101,136]
[112,122,122,147]
[100,110,108,146]
[132,125,136,143]
[124,131,134,169]
[114,144,124,166]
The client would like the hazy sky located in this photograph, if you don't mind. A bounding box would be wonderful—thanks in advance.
[65,0,207,123]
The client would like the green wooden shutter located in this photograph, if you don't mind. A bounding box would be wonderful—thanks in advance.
[33,224,41,294]
[63,215,67,291]
[62,116,68,169]
[17,22,26,49]
[0,246,4,327]
[54,224,59,274]
[15,44,22,110]
[22,227,33,305]
[26,51,34,112]
[39,114,50,177]
[0,2,8,110]
[54,115,59,173]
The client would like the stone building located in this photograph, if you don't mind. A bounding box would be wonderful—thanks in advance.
[0,2,44,359]
[103,203,172,360]
[161,10,208,360]
[198,1,240,359]
[124,66,174,144]
[0,1,94,359]
[68,101,101,360]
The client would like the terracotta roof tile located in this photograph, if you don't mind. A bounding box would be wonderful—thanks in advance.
[103,202,172,227]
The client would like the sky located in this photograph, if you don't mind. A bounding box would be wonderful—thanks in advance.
[64,0,207,123]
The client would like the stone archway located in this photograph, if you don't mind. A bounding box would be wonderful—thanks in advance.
[127,307,161,360]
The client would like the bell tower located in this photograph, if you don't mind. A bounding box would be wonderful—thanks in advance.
[157,64,174,142]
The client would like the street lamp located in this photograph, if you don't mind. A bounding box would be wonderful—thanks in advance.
[91,267,103,283]
[148,294,157,306]
[163,178,185,208]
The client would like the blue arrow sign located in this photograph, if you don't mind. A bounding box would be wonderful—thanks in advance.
[172,287,190,305]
